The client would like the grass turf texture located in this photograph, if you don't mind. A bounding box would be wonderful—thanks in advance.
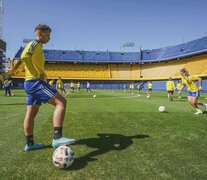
[0,89,207,179]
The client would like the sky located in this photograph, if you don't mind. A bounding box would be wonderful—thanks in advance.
[3,0,207,58]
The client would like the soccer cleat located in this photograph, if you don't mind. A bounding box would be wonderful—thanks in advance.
[24,143,45,152]
[52,137,76,148]
[194,110,203,115]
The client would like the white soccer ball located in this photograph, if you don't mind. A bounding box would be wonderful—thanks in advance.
[11,93,15,96]
[52,145,75,169]
[146,95,150,99]
[93,95,96,98]
[159,106,166,112]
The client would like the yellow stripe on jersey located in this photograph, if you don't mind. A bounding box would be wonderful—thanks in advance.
[181,76,199,92]
[166,81,175,91]
[21,40,47,81]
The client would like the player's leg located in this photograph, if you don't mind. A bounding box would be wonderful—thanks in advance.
[47,92,75,147]
[24,104,45,151]
[8,87,11,96]
[188,96,202,114]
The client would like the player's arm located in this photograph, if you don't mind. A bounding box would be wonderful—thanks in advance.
[6,60,23,76]
[21,41,44,80]
[179,84,185,93]
[198,77,202,90]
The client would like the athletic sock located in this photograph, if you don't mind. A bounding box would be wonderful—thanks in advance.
[54,127,63,139]
[26,135,34,146]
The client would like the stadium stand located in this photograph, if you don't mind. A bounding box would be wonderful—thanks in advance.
[11,36,207,82]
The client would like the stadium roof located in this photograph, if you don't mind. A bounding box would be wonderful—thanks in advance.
[14,36,207,63]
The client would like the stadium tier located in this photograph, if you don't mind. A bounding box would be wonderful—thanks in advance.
[11,37,207,80]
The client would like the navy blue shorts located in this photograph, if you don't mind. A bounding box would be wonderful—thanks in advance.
[24,79,58,105]
[187,91,199,97]
[167,90,174,94]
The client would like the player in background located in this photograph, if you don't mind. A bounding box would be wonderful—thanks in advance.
[77,82,81,92]
[56,77,68,96]
[0,73,4,89]
[70,81,75,93]
[176,80,182,98]
[131,82,134,94]
[7,24,75,151]
[123,84,126,92]
[48,79,55,88]
[147,81,153,98]
[179,68,207,115]
[87,81,91,92]
[4,78,13,97]
[137,83,141,96]
[166,77,175,101]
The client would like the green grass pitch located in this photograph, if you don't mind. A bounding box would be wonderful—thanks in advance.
[0,89,207,179]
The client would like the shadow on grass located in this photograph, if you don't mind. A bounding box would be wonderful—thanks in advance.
[67,133,149,171]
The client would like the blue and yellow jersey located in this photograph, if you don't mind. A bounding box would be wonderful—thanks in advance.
[21,40,47,81]
[148,83,152,89]
[181,76,199,92]
[131,83,134,89]
[56,79,63,88]
[77,83,80,88]
[176,83,182,90]
[129,85,132,89]
[70,82,74,88]
[166,81,175,91]
[137,84,140,89]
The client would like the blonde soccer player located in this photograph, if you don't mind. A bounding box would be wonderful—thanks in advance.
[56,77,68,95]
[7,24,75,151]
[176,80,182,98]
[166,77,175,101]
[179,68,207,115]
[147,81,153,98]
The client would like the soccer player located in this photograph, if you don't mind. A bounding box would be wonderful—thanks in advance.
[7,24,75,151]
[131,82,134,94]
[147,81,153,98]
[0,73,4,89]
[123,84,126,92]
[4,79,12,97]
[48,79,55,88]
[179,68,207,115]
[166,77,175,101]
[56,77,68,95]
[77,82,81,92]
[176,80,182,98]
[86,81,91,92]
[137,83,141,96]
[70,81,75,93]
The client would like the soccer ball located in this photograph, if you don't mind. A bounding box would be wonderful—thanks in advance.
[146,95,150,99]
[52,146,75,169]
[159,106,166,112]
[11,93,15,96]
[93,94,96,98]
